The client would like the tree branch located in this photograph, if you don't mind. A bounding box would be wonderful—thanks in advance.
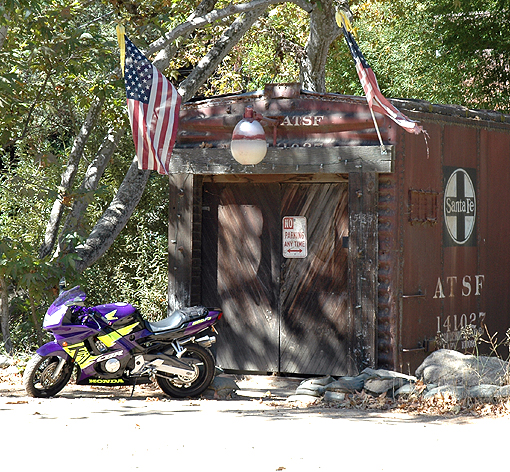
[67,0,316,272]
[75,156,150,272]
[38,95,105,258]
[178,5,268,101]
[58,127,125,245]
[147,0,314,56]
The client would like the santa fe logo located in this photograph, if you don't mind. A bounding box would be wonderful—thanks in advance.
[444,168,476,245]
[283,216,307,258]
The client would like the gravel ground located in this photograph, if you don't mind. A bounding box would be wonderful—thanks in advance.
[2,368,510,471]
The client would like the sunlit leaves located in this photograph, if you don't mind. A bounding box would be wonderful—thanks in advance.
[327,0,509,112]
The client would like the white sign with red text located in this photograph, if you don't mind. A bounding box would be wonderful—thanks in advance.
[282,216,307,258]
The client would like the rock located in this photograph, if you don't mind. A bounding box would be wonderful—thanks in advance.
[423,385,467,400]
[360,368,415,396]
[324,391,346,403]
[364,377,407,396]
[494,385,510,399]
[326,376,365,393]
[307,376,336,386]
[295,377,335,397]
[362,367,417,383]
[206,376,239,399]
[395,383,419,397]
[416,349,510,387]
[295,385,326,397]
[468,384,500,400]
[0,355,12,369]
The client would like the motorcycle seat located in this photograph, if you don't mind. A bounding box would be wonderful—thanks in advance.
[147,306,208,333]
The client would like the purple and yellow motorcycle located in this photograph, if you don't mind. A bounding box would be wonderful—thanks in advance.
[23,286,222,398]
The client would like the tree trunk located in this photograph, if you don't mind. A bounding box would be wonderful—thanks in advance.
[0,275,12,354]
[28,292,43,346]
[300,0,340,92]
[59,127,125,246]
[75,156,151,272]
[39,95,106,259]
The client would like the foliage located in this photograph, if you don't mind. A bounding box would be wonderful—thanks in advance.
[81,173,169,320]
[0,235,81,349]
[327,0,510,112]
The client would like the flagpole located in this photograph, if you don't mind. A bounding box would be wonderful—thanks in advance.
[116,24,126,77]
[336,9,387,155]
[369,106,387,155]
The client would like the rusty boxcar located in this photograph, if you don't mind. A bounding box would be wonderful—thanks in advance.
[167,83,510,376]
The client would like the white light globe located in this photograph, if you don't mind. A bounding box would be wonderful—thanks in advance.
[231,118,267,165]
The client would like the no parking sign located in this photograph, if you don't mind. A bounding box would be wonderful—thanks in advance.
[282,216,307,258]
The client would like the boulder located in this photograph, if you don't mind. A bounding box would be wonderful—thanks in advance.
[395,383,418,397]
[206,376,239,399]
[324,391,346,403]
[494,385,510,399]
[467,384,500,400]
[0,355,11,369]
[416,349,510,387]
[423,385,468,400]
[326,376,365,393]
[364,377,407,396]
[361,368,416,383]
[295,382,326,397]
[361,368,416,396]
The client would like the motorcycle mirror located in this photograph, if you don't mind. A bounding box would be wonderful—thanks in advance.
[65,297,85,307]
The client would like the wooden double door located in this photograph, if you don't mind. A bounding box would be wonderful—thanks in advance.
[201,180,351,375]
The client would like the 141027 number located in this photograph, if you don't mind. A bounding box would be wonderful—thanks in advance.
[437,312,486,333]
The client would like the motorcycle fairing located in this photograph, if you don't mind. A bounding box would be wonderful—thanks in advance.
[93,302,137,321]
[77,376,151,386]
[62,321,143,376]
[37,341,70,360]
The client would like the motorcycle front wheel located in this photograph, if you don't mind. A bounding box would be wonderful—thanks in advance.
[156,343,215,398]
[23,353,73,398]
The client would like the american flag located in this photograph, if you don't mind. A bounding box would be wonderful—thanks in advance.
[124,35,181,174]
[338,17,423,135]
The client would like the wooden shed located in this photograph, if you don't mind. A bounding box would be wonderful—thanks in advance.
[167,83,510,377]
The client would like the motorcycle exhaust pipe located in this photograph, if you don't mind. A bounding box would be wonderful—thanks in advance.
[195,335,216,348]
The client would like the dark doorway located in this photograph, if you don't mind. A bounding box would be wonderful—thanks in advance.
[201,180,351,375]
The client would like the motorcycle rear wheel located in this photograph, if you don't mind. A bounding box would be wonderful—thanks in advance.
[156,344,215,398]
[23,353,73,398]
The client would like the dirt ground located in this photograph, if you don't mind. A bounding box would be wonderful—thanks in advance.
[2,368,510,472]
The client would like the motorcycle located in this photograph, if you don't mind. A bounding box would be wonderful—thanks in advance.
[23,286,222,399]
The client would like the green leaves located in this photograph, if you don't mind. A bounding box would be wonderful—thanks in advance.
[328,0,510,112]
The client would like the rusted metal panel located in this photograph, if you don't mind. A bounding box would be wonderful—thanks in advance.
[478,129,510,354]
[395,113,510,373]
[398,122,443,373]
[177,84,396,149]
